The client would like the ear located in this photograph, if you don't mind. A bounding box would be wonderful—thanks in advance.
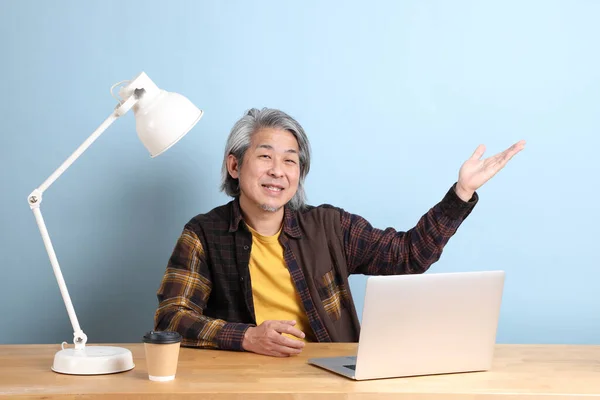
[226,154,240,179]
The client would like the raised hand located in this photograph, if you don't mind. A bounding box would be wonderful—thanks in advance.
[455,140,526,202]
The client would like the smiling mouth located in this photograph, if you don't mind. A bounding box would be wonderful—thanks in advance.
[262,185,284,192]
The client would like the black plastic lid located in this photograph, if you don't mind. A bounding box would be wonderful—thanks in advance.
[143,331,182,344]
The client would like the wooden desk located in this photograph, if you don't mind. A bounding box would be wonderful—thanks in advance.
[1,343,599,399]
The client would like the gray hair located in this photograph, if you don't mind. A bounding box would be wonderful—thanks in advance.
[220,108,311,210]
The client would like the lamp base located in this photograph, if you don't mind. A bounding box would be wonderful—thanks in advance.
[51,345,135,375]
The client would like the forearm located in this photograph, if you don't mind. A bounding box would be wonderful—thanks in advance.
[154,305,252,350]
[155,226,252,350]
[348,216,453,276]
[345,183,477,275]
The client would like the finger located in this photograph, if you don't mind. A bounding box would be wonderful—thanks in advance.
[264,319,296,327]
[269,350,291,358]
[278,320,297,326]
[276,334,306,349]
[485,153,508,171]
[487,141,523,165]
[496,143,525,167]
[263,320,295,330]
[271,343,303,356]
[502,150,518,163]
[506,141,525,159]
[274,323,306,340]
[470,144,486,160]
[502,140,526,157]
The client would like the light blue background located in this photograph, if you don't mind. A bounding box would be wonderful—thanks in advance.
[1,0,598,345]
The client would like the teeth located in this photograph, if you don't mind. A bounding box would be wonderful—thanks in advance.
[265,186,282,191]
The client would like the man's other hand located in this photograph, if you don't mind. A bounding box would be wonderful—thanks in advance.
[242,320,306,357]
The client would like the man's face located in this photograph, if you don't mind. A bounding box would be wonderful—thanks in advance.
[228,127,300,213]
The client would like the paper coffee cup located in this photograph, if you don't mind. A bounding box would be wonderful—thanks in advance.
[143,331,182,381]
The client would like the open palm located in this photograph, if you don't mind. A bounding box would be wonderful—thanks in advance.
[458,140,526,193]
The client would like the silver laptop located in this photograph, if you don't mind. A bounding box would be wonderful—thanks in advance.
[308,270,505,380]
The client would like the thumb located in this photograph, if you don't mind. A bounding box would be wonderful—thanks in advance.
[470,144,486,160]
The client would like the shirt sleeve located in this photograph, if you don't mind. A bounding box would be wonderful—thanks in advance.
[341,183,478,276]
[154,226,251,350]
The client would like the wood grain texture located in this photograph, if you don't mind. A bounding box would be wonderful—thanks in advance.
[1,343,599,399]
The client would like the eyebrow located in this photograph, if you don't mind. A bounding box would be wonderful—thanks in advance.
[256,144,298,154]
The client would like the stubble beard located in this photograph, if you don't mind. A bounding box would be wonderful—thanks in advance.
[259,203,282,213]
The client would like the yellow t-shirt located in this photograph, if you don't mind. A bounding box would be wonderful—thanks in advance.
[247,224,314,342]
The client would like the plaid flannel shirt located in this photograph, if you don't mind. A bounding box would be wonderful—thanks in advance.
[154,183,477,349]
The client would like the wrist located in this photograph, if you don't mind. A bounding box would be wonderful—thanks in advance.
[242,327,255,351]
[455,183,474,202]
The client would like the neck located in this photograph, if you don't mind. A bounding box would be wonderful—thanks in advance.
[239,196,284,236]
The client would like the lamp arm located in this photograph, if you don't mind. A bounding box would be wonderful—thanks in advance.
[27,95,138,350]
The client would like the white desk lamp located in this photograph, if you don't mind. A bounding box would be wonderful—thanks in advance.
[27,72,203,375]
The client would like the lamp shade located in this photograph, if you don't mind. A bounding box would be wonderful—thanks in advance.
[134,91,203,158]
[119,72,203,158]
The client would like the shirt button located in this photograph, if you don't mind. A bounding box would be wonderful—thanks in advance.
[240,276,245,282]
[243,245,249,250]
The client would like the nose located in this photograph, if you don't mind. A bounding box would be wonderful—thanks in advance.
[268,158,284,178]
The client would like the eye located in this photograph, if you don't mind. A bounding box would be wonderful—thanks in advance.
[259,154,271,159]
[285,159,297,164]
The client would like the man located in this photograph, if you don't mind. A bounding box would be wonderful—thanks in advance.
[154,108,525,357]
